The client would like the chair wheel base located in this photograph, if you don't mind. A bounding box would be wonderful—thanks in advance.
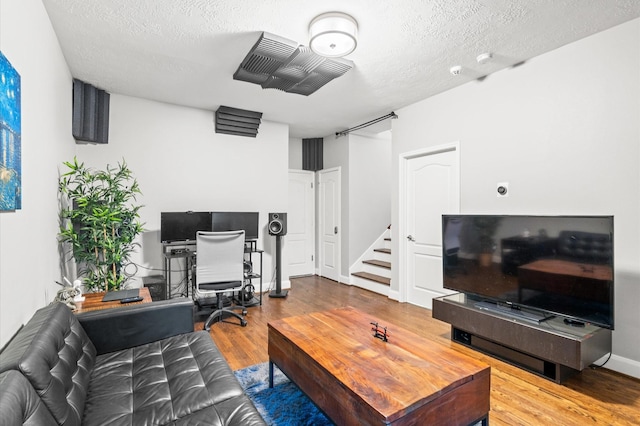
[202,306,247,330]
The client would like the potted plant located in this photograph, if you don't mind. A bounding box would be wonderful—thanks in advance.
[59,157,144,292]
[472,216,502,267]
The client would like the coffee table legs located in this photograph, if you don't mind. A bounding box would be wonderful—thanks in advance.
[476,414,489,425]
[268,360,274,388]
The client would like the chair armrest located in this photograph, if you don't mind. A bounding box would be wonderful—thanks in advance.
[77,298,194,355]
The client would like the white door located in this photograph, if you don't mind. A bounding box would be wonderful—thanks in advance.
[287,170,315,277]
[319,167,341,282]
[400,143,459,309]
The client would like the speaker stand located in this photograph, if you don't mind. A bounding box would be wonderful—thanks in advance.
[269,234,288,298]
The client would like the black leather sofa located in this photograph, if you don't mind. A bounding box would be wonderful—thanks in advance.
[0,299,266,426]
[556,230,612,264]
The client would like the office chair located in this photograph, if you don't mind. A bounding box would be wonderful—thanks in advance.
[193,230,248,330]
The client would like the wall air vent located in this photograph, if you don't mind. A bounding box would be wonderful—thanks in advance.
[233,32,353,96]
[215,106,263,138]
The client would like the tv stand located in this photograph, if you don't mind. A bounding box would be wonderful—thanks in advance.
[433,293,612,383]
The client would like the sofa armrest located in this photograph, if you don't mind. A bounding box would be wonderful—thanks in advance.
[77,298,194,354]
[0,370,58,426]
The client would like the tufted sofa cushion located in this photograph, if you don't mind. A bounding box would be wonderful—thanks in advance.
[0,303,96,426]
[82,331,262,425]
[0,370,57,426]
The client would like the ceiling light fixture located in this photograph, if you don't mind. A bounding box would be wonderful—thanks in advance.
[309,12,358,58]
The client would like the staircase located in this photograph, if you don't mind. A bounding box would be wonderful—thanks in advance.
[351,227,391,296]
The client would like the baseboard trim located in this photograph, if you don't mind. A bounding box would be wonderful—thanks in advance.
[604,354,640,379]
[387,288,400,301]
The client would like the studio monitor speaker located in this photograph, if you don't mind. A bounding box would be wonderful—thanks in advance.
[268,212,287,236]
[72,79,110,144]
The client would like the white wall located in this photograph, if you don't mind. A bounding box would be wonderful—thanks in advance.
[324,132,392,279]
[391,19,640,376]
[348,132,392,265]
[0,0,75,347]
[289,137,302,169]
[75,94,290,292]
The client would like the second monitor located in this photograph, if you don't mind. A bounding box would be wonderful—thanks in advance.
[211,211,259,241]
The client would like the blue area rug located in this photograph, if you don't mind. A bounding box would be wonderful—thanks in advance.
[234,363,334,426]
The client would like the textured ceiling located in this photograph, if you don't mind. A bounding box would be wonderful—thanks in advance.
[41,0,640,138]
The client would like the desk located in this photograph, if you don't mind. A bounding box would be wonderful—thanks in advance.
[163,241,264,305]
[244,246,263,306]
[162,242,196,298]
[74,288,152,314]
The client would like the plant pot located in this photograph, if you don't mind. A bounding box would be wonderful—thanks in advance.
[478,253,493,267]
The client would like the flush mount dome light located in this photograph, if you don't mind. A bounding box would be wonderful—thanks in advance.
[309,12,358,58]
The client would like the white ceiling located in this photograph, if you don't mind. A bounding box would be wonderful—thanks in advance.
[42,0,640,138]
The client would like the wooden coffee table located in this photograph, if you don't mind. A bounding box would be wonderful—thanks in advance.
[268,306,490,426]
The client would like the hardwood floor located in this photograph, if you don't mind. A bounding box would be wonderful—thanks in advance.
[199,275,640,426]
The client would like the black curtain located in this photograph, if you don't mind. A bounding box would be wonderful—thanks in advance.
[302,138,323,171]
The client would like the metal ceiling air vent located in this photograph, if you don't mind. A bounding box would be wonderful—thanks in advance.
[215,106,263,138]
[233,32,354,96]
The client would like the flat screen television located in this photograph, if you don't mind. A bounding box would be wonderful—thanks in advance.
[160,211,212,243]
[211,212,259,241]
[442,215,614,329]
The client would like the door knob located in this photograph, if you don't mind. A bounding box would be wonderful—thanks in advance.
[407,235,415,242]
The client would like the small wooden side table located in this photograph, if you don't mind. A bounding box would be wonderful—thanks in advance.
[74,288,152,314]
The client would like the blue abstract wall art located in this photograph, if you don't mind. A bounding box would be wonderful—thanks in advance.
[0,51,21,211]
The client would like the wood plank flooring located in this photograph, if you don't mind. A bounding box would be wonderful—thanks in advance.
[199,275,640,426]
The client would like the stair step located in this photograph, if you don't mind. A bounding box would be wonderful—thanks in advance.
[374,248,391,255]
[352,272,391,286]
[363,259,391,269]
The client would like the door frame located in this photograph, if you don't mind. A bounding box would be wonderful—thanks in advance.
[398,141,460,303]
[318,167,342,282]
[287,169,316,277]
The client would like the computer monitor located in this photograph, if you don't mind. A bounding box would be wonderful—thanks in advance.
[160,211,212,243]
[211,212,259,241]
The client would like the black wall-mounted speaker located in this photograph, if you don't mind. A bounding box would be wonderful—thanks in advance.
[268,212,287,236]
[72,79,110,144]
